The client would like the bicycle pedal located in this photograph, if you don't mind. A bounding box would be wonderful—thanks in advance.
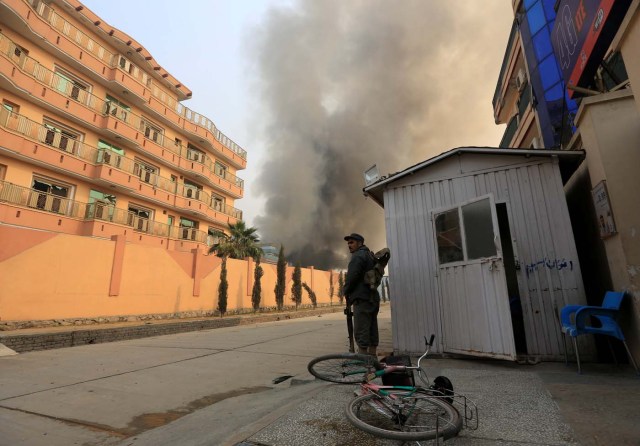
[353,388,363,397]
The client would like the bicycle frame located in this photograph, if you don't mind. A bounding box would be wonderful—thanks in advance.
[357,335,479,431]
[307,334,479,441]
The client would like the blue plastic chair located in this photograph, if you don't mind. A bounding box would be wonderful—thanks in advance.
[560,291,639,375]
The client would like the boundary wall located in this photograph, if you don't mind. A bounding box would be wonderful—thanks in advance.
[0,225,340,325]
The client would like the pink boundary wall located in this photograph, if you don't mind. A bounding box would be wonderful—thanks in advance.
[0,226,338,322]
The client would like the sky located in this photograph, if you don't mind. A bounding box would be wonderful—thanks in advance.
[82,0,514,269]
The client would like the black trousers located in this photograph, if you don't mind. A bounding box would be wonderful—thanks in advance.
[353,299,380,348]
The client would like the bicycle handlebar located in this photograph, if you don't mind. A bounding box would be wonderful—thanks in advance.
[417,333,435,370]
[425,334,435,347]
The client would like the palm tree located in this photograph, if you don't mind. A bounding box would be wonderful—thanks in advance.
[208,221,262,260]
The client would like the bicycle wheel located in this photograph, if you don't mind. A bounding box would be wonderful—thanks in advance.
[345,389,462,441]
[307,353,382,384]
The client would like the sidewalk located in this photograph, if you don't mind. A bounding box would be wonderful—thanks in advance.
[237,358,640,446]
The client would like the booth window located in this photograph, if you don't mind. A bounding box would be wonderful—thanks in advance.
[435,197,496,264]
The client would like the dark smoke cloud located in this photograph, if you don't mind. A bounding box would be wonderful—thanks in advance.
[250,1,512,269]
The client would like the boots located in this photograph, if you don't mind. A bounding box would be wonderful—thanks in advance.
[357,345,378,357]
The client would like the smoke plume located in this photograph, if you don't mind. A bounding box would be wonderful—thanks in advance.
[251,0,511,269]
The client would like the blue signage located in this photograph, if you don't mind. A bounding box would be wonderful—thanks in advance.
[551,0,631,97]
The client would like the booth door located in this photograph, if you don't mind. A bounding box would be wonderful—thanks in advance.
[432,195,516,360]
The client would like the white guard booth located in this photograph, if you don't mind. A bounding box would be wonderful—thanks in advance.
[364,147,589,361]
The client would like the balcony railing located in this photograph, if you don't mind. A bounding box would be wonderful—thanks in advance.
[0,108,243,220]
[517,84,532,121]
[0,180,210,243]
[175,184,242,219]
[25,0,247,161]
[499,114,518,148]
[493,22,518,110]
[0,31,244,192]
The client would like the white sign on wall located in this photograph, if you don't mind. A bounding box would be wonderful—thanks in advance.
[592,180,616,239]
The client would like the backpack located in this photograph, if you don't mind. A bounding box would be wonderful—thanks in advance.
[364,248,390,290]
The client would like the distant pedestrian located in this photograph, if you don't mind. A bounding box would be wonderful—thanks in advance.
[343,233,380,356]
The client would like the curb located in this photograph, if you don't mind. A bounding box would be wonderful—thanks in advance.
[0,306,345,353]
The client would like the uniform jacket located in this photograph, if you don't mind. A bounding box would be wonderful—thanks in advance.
[344,245,380,305]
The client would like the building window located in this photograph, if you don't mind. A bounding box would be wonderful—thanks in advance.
[118,55,136,74]
[30,177,72,214]
[0,164,6,181]
[41,119,83,154]
[127,204,152,232]
[11,44,28,63]
[187,143,206,163]
[1,101,20,129]
[88,189,116,220]
[179,217,198,240]
[97,140,125,167]
[214,161,227,179]
[104,94,131,121]
[211,193,225,212]
[183,179,202,199]
[207,226,224,247]
[2,100,19,113]
[54,66,90,102]
[140,118,163,143]
[133,159,158,184]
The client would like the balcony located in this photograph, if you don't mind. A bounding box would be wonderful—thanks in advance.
[0,31,244,197]
[175,184,243,222]
[499,114,518,148]
[0,180,211,245]
[0,107,243,223]
[15,0,247,167]
[493,22,520,124]
[518,84,532,122]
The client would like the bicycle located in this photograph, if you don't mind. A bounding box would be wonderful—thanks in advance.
[307,335,478,442]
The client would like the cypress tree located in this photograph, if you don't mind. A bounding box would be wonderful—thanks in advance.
[338,271,345,305]
[291,262,302,310]
[218,257,228,316]
[329,271,335,305]
[251,258,264,311]
[274,245,286,310]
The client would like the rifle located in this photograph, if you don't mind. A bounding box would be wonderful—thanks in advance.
[344,304,355,353]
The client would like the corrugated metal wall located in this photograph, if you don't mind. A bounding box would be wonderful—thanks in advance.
[384,154,588,359]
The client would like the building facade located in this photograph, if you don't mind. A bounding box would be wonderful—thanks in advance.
[0,0,247,251]
[494,0,640,361]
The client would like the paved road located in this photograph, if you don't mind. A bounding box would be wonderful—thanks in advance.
[1,305,639,446]
[0,306,392,446]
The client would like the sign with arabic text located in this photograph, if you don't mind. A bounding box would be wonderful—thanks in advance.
[592,180,616,238]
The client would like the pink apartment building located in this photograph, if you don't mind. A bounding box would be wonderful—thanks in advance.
[0,0,246,251]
